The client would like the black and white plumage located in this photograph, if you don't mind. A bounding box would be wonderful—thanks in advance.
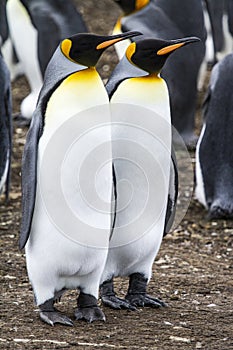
[20,31,141,326]
[195,53,233,219]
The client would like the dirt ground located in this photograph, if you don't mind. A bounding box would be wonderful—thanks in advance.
[0,1,233,349]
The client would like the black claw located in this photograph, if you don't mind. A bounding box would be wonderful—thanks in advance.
[126,293,166,308]
[102,295,137,310]
[148,297,167,307]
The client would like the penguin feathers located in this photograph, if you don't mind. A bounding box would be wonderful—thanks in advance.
[20,31,142,249]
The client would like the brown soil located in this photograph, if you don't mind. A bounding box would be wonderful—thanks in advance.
[0,1,233,349]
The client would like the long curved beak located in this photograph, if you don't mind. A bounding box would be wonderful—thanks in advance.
[96,31,142,50]
[157,36,201,56]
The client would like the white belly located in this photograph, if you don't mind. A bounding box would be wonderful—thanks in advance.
[102,76,172,280]
[26,69,113,304]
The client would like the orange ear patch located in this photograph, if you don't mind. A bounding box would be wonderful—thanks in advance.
[126,42,136,63]
[60,39,72,59]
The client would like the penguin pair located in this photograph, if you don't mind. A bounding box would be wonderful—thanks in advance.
[0,52,12,199]
[112,0,206,148]
[195,52,233,219]
[20,30,141,326]
[20,30,199,325]
[6,0,88,119]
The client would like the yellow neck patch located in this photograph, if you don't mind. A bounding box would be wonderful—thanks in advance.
[60,39,76,63]
[126,42,136,65]
[135,0,149,11]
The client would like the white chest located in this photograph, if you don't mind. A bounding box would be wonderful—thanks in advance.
[34,69,113,249]
[109,76,172,248]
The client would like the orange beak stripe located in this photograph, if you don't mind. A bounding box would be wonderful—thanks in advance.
[157,42,185,56]
[96,37,125,50]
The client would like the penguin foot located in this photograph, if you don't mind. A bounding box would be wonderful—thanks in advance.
[125,272,167,308]
[100,279,136,310]
[39,298,73,327]
[40,310,74,327]
[125,293,166,308]
[102,295,137,310]
[74,292,106,323]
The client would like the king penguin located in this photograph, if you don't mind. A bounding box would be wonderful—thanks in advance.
[100,36,199,310]
[195,52,233,219]
[0,51,12,199]
[20,31,141,326]
[112,0,206,149]
[6,0,88,119]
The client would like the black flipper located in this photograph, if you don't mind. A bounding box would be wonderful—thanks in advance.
[19,108,43,250]
[163,146,179,236]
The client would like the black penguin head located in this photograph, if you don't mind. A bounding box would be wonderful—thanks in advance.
[126,37,201,74]
[60,31,142,67]
[114,0,149,14]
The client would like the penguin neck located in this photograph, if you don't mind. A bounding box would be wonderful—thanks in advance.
[136,72,161,80]
[111,73,170,121]
[147,72,161,79]
[44,67,108,132]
